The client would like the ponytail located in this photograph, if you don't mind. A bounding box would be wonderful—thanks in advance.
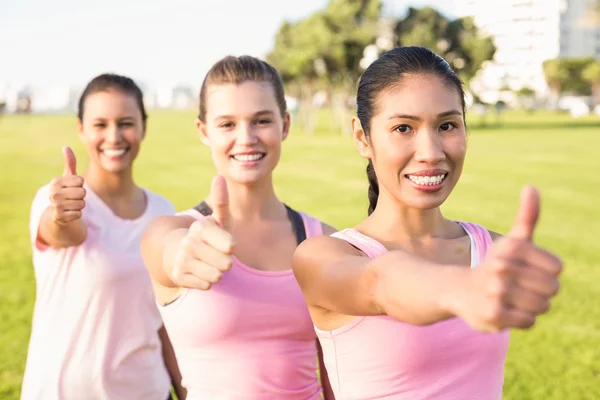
[366,160,379,216]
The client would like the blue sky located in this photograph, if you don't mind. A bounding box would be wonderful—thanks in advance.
[0,0,454,89]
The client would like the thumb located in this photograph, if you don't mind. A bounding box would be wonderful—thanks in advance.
[508,185,540,241]
[62,146,77,176]
[210,175,232,233]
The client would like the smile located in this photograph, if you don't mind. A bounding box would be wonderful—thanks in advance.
[230,153,265,162]
[405,173,447,186]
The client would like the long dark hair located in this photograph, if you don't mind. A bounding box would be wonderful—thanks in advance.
[356,46,466,215]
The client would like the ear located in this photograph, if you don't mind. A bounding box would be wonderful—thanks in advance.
[352,116,372,159]
[197,119,210,146]
[141,120,147,140]
[281,112,291,141]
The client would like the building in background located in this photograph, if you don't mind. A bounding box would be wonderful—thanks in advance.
[455,0,600,103]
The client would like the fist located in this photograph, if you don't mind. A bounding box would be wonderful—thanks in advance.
[49,146,86,225]
[454,186,563,332]
[170,175,235,290]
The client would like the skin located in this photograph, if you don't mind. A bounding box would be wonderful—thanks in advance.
[36,89,185,399]
[141,80,335,399]
[292,73,563,336]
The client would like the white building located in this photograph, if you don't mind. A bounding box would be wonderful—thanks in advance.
[454,0,600,103]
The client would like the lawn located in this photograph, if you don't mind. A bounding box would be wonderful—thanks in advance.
[0,109,598,399]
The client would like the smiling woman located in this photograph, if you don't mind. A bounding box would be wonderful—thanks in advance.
[141,55,336,399]
[292,46,564,400]
[22,74,184,399]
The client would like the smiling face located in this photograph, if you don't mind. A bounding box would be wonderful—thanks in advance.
[354,73,467,210]
[197,81,290,185]
[78,90,146,174]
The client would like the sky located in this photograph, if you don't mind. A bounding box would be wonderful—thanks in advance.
[0,0,455,91]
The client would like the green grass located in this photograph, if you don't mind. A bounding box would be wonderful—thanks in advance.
[1,110,599,399]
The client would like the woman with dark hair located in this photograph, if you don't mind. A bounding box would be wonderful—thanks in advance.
[292,46,563,399]
[22,74,183,400]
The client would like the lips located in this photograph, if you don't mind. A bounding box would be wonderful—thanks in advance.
[100,147,129,160]
[230,152,266,163]
[404,169,449,191]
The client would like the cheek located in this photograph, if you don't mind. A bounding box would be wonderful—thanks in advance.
[125,128,145,144]
[446,136,467,164]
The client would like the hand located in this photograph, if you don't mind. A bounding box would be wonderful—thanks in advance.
[170,175,235,290]
[451,186,563,332]
[49,146,86,225]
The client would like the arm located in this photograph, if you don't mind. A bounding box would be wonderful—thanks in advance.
[36,146,88,249]
[316,340,335,400]
[292,235,465,326]
[37,205,87,248]
[141,215,195,288]
[158,325,186,400]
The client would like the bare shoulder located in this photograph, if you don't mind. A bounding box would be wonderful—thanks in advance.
[320,221,337,235]
[293,234,363,280]
[488,230,503,242]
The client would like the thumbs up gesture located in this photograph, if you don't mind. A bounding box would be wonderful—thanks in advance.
[49,146,86,225]
[450,186,563,332]
[170,175,235,290]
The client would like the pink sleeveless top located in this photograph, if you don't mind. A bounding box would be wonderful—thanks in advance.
[318,222,511,400]
[158,208,325,400]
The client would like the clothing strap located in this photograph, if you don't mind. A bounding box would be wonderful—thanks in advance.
[192,201,307,245]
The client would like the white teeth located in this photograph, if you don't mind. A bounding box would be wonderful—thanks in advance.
[103,149,126,157]
[407,174,446,186]
[232,153,263,161]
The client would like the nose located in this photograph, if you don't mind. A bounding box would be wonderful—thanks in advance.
[414,129,445,164]
[236,123,258,145]
[104,122,124,144]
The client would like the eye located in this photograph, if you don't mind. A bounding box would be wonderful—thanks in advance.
[93,123,106,129]
[439,122,458,132]
[219,122,235,129]
[120,122,134,128]
[256,119,272,125]
[393,124,413,134]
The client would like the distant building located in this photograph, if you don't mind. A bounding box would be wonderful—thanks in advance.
[454,0,600,103]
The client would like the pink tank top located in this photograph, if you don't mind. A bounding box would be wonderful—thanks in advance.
[318,222,511,400]
[159,208,325,400]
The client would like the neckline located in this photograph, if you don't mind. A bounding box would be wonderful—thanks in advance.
[343,222,477,268]
[84,183,150,223]
[232,256,294,276]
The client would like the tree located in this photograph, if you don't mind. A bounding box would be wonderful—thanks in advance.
[542,59,569,103]
[582,61,600,106]
[267,0,383,134]
[516,87,536,112]
[394,7,496,86]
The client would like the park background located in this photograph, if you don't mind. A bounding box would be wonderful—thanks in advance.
[1,0,599,399]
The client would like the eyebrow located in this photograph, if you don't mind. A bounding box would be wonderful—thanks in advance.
[91,116,136,122]
[388,110,463,120]
[215,110,275,120]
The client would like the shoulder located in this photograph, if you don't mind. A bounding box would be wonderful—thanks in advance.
[293,233,363,270]
[144,189,176,215]
[489,230,503,243]
[294,209,337,236]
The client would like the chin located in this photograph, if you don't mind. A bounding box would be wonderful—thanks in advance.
[99,161,130,173]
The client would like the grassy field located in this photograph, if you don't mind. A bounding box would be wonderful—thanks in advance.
[0,109,599,399]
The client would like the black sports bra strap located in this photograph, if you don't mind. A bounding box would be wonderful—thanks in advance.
[284,204,307,245]
[192,201,307,245]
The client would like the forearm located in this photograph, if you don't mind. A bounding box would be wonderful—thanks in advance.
[159,326,186,399]
[371,250,467,326]
[159,229,189,287]
[37,207,86,248]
